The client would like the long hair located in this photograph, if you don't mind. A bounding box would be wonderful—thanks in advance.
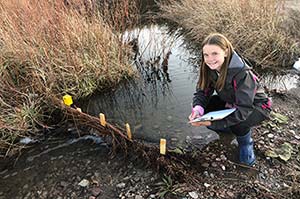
[198,33,234,91]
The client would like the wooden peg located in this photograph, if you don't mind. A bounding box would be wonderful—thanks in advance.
[99,113,106,127]
[125,123,132,140]
[160,139,166,155]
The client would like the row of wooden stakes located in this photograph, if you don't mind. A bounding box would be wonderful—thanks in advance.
[63,94,167,155]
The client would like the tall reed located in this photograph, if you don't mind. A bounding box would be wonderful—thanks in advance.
[159,0,300,68]
[0,0,136,157]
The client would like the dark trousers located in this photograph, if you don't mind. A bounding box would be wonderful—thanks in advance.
[206,95,270,136]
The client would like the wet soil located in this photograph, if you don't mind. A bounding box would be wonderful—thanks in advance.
[1,87,300,199]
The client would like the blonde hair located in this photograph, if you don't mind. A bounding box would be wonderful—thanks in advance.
[198,33,234,91]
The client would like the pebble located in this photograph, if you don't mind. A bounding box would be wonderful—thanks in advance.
[227,191,234,197]
[188,191,199,199]
[204,183,211,188]
[78,179,89,187]
[211,162,217,167]
[116,182,126,189]
[60,181,68,188]
[91,187,102,196]
[221,165,226,171]
[201,163,209,168]
[267,134,274,139]
[135,195,143,199]
[153,125,159,129]
[220,154,227,161]
[258,140,265,145]
[203,171,209,177]
[167,116,173,121]
[23,184,29,189]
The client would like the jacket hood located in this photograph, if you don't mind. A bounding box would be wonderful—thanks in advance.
[227,51,250,80]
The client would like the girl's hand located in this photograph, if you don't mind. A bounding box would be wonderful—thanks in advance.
[189,105,204,120]
[190,121,212,127]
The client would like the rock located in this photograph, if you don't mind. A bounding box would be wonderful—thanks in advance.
[23,184,29,189]
[267,134,274,139]
[91,187,102,196]
[220,154,227,161]
[135,195,143,199]
[226,191,234,197]
[201,163,209,168]
[167,116,173,121]
[230,139,238,146]
[60,181,68,188]
[188,191,199,199]
[78,179,89,187]
[153,125,159,129]
[203,171,209,177]
[211,162,217,167]
[116,182,126,189]
[221,165,226,171]
[203,183,210,188]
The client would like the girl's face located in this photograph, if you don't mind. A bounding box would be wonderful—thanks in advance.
[203,44,227,72]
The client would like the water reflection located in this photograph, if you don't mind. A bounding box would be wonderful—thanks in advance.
[81,24,217,149]
[261,70,299,91]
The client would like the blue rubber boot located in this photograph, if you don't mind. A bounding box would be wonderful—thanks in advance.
[237,130,256,166]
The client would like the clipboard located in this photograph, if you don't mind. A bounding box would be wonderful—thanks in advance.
[189,108,236,123]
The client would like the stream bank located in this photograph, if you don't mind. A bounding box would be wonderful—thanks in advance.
[1,87,300,198]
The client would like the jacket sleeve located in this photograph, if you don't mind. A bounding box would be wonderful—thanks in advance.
[192,86,214,108]
[210,70,256,129]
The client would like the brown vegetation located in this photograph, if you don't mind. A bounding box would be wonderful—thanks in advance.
[159,0,300,68]
[0,0,137,157]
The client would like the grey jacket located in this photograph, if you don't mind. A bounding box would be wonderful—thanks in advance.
[192,51,271,129]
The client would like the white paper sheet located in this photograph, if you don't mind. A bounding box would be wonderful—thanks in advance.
[190,108,236,123]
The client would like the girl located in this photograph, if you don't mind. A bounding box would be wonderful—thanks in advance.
[189,33,272,166]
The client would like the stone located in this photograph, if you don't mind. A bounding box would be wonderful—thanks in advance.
[221,165,226,171]
[91,187,102,196]
[220,154,227,161]
[78,179,89,187]
[201,163,209,168]
[135,195,143,199]
[227,191,234,197]
[116,182,126,189]
[211,162,217,167]
[188,191,199,199]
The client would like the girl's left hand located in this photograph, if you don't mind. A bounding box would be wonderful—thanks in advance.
[190,121,212,127]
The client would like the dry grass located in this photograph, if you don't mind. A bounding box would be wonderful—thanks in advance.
[159,0,300,68]
[0,0,137,157]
